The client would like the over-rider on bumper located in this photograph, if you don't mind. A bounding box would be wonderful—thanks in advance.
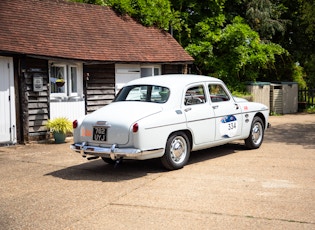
[70,142,164,160]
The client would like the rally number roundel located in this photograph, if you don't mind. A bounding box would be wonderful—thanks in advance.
[220,115,238,138]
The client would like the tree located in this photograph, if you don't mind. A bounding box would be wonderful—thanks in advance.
[277,0,315,87]
[170,0,226,47]
[71,0,310,88]
[70,0,173,30]
[186,16,287,89]
[245,0,289,41]
[300,0,315,41]
[297,0,315,87]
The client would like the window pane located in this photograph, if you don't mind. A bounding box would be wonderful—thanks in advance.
[154,68,159,76]
[114,85,170,103]
[124,86,147,101]
[71,67,77,93]
[152,86,169,103]
[50,66,65,93]
[141,68,152,77]
[185,85,206,105]
[208,84,230,102]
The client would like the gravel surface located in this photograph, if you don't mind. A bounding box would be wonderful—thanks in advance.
[0,113,314,229]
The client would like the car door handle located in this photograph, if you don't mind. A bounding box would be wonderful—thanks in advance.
[184,107,192,112]
[235,104,239,110]
[212,105,218,109]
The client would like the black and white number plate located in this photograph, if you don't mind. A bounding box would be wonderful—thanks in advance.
[93,127,107,141]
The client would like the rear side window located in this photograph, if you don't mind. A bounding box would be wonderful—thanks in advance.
[208,84,230,102]
[114,85,170,103]
[185,85,206,105]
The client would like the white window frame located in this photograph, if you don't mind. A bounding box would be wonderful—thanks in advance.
[50,64,67,97]
[49,61,83,99]
[69,65,79,96]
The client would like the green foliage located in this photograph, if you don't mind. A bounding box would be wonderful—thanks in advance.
[300,0,315,41]
[46,117,73,134]
[277,0,314,88]
[270,111,282,116]
[292,63,307,88]
[170,0,226,46]
[70,0,311,89]
[106,0,173,30]
[71,0,173,29]
[186,16,287,90]
[303,54,315,88]
[306,105,315,114]
[246,0,289,41]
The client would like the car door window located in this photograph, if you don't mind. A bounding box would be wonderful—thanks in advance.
[208,84,230,102]
[185,85,206,105]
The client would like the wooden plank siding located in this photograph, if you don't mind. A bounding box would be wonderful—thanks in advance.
[20,57,49,141]
[16,60,187,143]
[84,64,115,113]
[163,64,187,74]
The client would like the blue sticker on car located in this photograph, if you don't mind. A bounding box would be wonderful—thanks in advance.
[220,115,238,138]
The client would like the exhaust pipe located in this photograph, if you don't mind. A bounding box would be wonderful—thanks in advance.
[87,156,99,160]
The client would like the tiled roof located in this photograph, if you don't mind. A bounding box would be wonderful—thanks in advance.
[0,0,193,63]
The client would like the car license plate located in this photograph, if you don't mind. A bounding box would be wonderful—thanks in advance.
[93,127,107,141]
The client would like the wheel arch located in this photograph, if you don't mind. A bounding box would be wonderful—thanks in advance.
[254,112,266,129]
[167,129,193,151]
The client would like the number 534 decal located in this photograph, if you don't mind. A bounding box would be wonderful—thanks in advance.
[220,115,238,138]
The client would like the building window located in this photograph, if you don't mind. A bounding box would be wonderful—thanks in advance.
[49,62,82,99]
[141,66,160,77]
[50,65,66,94]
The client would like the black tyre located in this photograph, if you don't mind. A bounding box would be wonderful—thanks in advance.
[245,116,264,149]
[161,132,190,170]
[101,157,116,165]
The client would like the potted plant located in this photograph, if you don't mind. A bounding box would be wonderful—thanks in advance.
[46,117,72,143]
[56,79,65,87]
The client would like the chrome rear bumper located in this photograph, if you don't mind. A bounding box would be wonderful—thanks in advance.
[70,142,164,160]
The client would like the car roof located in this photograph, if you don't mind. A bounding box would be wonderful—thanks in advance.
[125,74,223,88]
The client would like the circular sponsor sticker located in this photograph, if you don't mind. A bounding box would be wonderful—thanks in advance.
[220,115,238,138]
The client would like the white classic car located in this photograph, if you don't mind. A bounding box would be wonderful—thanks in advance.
[71,74,269,170]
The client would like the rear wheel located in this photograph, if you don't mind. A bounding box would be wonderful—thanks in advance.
[245,116,264,149]
[161,132,190,170]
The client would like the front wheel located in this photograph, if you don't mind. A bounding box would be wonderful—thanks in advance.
[161,132,190,170]
[245,116,264,149]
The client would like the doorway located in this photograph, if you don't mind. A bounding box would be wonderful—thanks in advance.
[0,56,16,144]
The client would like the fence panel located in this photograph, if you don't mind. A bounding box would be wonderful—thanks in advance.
[298,88,315,106]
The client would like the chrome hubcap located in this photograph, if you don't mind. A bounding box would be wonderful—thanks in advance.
[170,136,187,163]
[252,122,263,144]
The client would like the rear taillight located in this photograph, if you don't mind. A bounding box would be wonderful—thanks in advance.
[132,123,139,133]
[73,120,78,129]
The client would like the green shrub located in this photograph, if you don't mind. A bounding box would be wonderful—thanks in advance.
[306,105,315,113]
[46,117,73,134]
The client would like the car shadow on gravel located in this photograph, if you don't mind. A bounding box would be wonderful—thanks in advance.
[45,143,243,182]
[188,143,246,165]
[265,122,315,149]
[45,158,164,182]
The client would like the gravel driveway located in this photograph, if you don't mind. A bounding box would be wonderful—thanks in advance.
[0,113,314,229]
